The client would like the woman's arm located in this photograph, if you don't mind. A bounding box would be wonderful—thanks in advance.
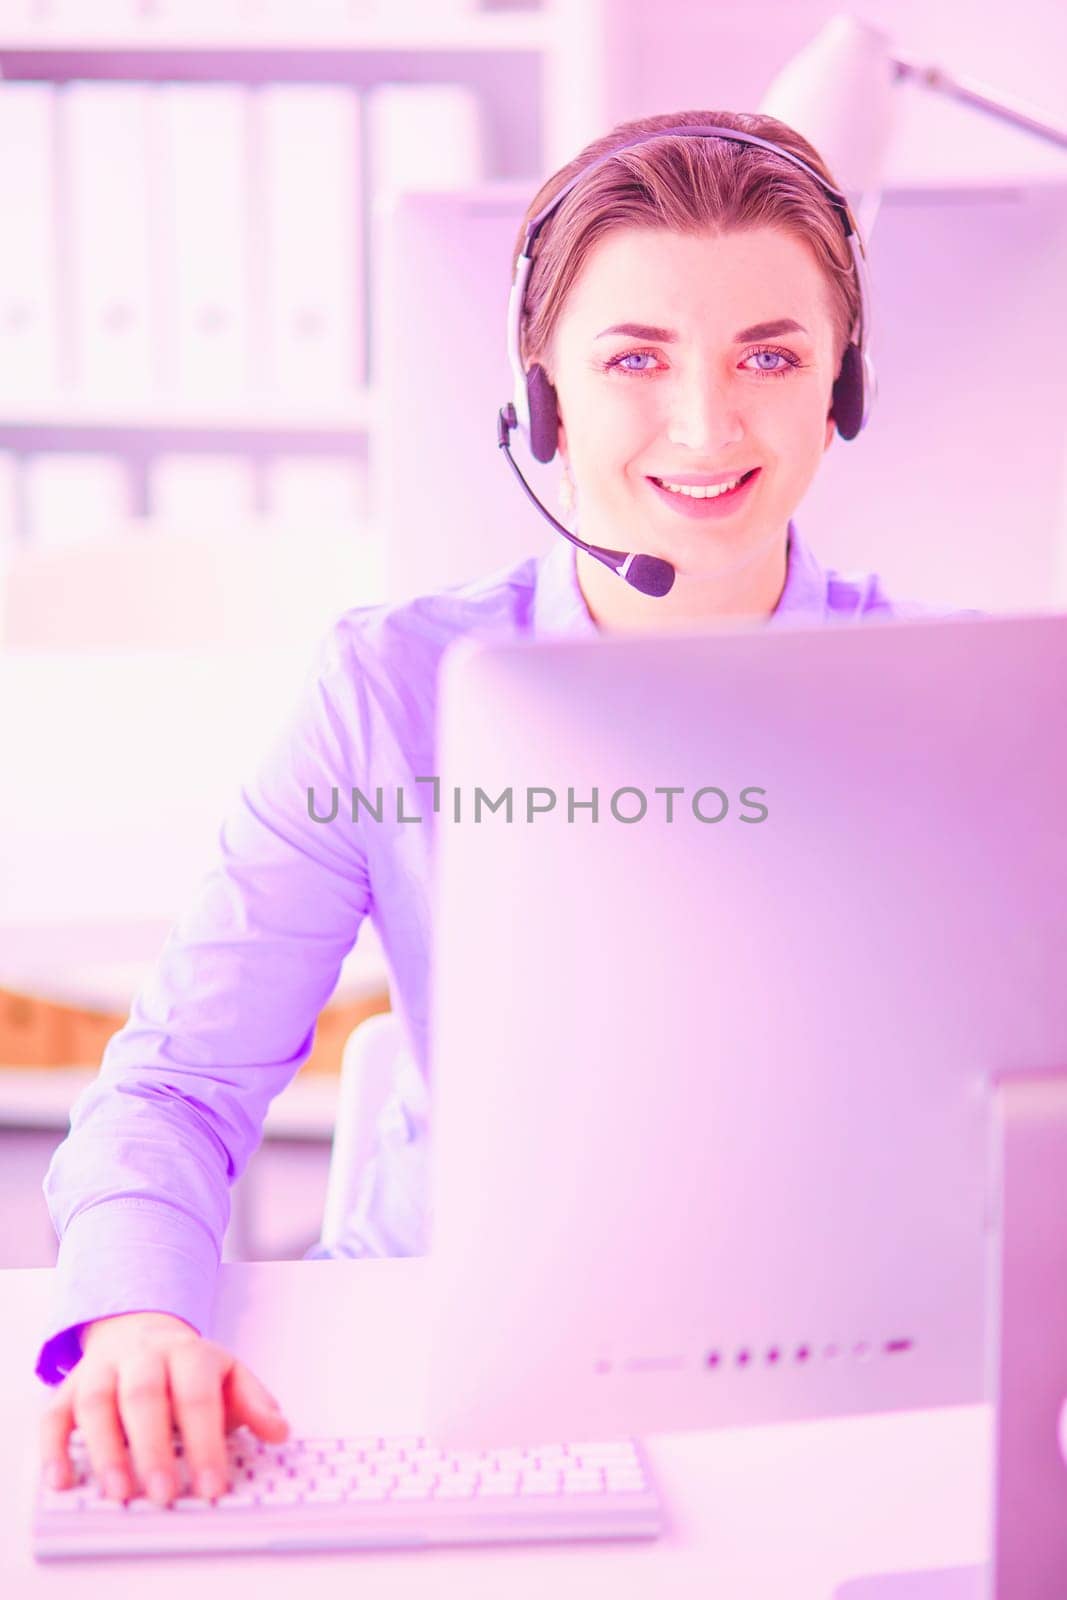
[35,618,374,1384]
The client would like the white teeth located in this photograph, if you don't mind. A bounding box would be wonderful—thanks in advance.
[656,474,747,498]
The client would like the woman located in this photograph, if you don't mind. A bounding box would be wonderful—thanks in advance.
[36,108,970,1508]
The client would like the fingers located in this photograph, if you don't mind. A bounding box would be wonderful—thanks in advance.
[167,1342,230,1500]
[39,1388,76,1492]
[115,1346,180,1504]
[223,1358,290,1443]
[71,1363,136,1502]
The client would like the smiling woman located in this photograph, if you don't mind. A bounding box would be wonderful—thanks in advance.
[506,108,878,629]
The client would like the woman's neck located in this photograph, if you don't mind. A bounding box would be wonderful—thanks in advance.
[574,524,790,633]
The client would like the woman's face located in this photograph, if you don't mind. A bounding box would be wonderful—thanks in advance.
[547,225,840,580]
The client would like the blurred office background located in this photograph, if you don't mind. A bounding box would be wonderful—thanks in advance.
[1,0,1064,1266]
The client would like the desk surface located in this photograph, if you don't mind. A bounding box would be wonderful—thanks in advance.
[7,1259,990,1597]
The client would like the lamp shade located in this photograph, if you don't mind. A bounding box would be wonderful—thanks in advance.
[759,14,896,203]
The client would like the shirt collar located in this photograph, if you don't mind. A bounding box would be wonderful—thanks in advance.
[766,519,832,627]
[531,535,600,638]
[531,519,830,638]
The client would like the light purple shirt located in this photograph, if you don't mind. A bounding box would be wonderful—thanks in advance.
[35,523,976,1384]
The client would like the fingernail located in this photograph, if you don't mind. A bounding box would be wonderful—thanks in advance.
[148,1470,172,1504]
[198,1468,225,1500]
[45,1461,66,1490]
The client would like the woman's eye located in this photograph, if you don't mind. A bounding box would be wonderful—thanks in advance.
[608,350,658,373]
[743,347,798,376]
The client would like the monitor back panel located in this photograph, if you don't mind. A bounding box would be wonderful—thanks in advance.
[426,612,1067,1446]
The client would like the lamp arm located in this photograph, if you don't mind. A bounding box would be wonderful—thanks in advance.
[890,53,1067,149]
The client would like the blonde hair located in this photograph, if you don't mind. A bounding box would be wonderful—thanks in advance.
[513,108,864,382]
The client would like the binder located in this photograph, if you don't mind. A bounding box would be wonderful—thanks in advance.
[366,83,485,200]
[61,83,157,398]
[0,452,18,555]
[262,455,383,618]
[0,83,61,401]
[0,0,476,39]
[153,84,253,398]
[255,85,364,399]
[257,2,476,28]
[262,455,369,531]
[22,453,133,550]
[148,454,257,531]
[1,1,140,35]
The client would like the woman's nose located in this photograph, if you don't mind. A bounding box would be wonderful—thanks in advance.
[665,371,744,453]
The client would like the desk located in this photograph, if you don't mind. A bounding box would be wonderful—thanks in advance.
[7,1259,990,1597]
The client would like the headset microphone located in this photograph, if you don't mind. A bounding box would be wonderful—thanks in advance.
[496,404,676,598]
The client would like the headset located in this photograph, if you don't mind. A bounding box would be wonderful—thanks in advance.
[496,124,877,598]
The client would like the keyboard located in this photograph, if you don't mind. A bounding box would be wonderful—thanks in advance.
[33,1426,663,1558]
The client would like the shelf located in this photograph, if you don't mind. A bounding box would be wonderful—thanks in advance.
[0,913,390,1012]
[0,12,556,57]
[881,171,1067,198]
[0,391,377,447]
[0,1063,341,1140]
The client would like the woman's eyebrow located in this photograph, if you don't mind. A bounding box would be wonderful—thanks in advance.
[594,318,809,342]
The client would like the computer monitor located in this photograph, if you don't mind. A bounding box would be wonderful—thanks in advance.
[423,609,1067,1457]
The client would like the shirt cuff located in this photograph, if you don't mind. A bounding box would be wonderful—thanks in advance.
[34,1197,220,1386]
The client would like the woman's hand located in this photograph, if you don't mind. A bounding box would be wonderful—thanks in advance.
[39,1311,289,1504]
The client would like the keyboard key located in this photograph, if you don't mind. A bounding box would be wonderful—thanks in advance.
[485,1448,530,1472]
[605,1469,648,1492]
[520,1469,561,1488]
[391,1482,435,1500]
[348,1482,390,1501]
[573,1441,639,1461]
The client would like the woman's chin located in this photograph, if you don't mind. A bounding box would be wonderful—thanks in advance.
[657,521,786,582]
[578,504,784,583]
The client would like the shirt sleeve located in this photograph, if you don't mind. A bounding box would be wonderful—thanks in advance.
[35,617,374,1385]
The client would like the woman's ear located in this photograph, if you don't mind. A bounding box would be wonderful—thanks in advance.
[824,410,835,452]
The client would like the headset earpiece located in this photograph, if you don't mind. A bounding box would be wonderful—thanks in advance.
[831,342,866,441]
[525,363,561,464]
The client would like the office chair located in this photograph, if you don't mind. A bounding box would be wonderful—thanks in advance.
[317,1009,406,1255]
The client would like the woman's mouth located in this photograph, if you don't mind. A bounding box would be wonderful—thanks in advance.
[647,468,760,520]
